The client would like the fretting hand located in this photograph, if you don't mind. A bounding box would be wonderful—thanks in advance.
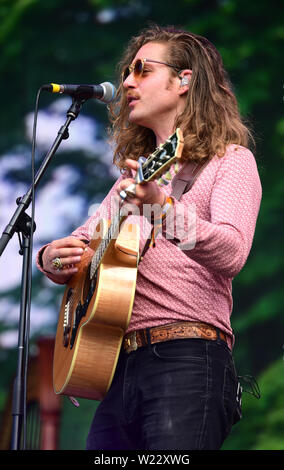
[117,159,166,213]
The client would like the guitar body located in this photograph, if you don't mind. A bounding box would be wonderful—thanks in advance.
[52,129,184,401]
[53,218,140,401]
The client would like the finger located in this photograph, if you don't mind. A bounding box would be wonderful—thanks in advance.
[51,237,87,249]
[51,265,79,278]
[125,159,139,171]
[50,246,85,259]
[50,257,79,273]
[49,252,84,273]
[118,178,135,191]
[117,179,136,201]
[60,255,82,267]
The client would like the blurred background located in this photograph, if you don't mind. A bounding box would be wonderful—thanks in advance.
[0,0,283,450]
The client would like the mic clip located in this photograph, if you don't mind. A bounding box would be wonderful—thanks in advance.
[44,84,95,100]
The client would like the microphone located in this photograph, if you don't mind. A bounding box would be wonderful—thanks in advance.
[42,81,116,103]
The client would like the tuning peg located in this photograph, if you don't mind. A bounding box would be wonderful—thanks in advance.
[159,152,168,161]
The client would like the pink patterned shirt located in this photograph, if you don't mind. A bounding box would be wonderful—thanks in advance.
[36,145,262,349]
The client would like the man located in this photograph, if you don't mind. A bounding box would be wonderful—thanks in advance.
[37,24,262,450]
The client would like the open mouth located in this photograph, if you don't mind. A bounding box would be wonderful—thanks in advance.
[127,95,139,106]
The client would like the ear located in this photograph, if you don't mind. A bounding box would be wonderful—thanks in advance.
[177,69,192,95]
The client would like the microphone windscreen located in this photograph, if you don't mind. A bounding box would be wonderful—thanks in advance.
[100,82,116,103]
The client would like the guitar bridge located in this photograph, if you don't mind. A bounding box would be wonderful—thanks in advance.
[63,288,73,348]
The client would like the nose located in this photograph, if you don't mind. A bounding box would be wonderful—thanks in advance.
[123,71,137,89]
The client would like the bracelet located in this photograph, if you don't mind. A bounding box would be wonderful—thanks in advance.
[160,196,173,220]
[150,196,174,247]
[151,196,173,223]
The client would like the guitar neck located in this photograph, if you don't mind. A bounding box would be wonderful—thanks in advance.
[89,128,184,280]
[90,209,125,279]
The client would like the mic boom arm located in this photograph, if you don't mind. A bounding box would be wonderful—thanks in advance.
[42,81,116,104]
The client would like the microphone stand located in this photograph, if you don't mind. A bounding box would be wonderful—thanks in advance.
[0,94,88,450]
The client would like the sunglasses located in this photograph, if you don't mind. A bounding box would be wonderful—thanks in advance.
[122,58,180,82]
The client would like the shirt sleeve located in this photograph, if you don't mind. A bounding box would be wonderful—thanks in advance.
[161,146,262,278]
[71,175,123,241]
[35,175,124,283]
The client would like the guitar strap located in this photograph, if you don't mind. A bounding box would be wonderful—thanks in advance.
[139,158,209,262]
[170,159,209,200]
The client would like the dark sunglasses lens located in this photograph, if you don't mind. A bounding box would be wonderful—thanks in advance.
[122,59,143,81]
[134,59,143,76]
[123,66,130,81]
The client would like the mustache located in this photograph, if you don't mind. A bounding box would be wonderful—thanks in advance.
[126,92,140,102]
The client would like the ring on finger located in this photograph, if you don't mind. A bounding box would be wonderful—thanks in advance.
[52,257,63,270]
[120,182,137,200]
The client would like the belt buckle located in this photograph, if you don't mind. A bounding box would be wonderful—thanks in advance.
[125,331,138,353]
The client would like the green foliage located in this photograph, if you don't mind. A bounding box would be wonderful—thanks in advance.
[223,359,284,450]
[59,397,99,450]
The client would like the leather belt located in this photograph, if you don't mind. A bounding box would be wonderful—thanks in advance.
[123,321,227,354]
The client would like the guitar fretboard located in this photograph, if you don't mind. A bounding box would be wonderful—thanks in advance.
[89,210,123,279]
[88,129,182,280]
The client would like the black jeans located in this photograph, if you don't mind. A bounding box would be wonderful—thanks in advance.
[86,337,240,450]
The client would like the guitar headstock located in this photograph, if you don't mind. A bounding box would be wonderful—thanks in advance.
[140,128,184,183]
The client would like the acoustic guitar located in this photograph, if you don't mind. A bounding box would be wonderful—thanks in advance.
[53,128,184,400]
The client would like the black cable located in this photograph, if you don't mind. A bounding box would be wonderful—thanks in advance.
[238,374,261,399]
[22,86,43,448]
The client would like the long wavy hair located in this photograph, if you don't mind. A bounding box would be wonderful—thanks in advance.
[108,24,254,170]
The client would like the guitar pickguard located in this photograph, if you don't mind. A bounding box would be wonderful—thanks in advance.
[63,268,98,350]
